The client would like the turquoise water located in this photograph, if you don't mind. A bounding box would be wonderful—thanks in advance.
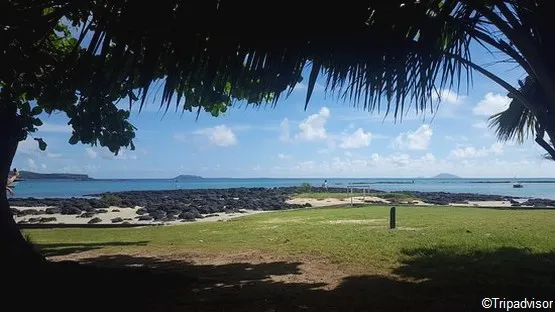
[10,178,555,199]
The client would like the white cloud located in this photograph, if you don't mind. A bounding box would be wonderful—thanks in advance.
[100,149,138,160]
[39,123,72,133]
[344,151,353,157]
[432,89,464,104]
[277,153,292,160]
[40,163,47,169]
[392,124,433,151]
[194,124,237,147]
[84,164,100,173]
[47,152,62,158]
[17,137,61,158]
[449,142,504,159]
[292,82,325,93]
[472,120,489,129]
[296,161,316,171]
[473,92,510,116]
[26,158,37,169]
[85,148,97,159]
[445,135,468,142]
[279,118,290,142]
[339,128,372,149]
[421,153,436,162]
[296,107,330,141]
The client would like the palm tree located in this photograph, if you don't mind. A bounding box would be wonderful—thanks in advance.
[69,0,555,156]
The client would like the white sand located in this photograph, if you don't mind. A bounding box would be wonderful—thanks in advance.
[12,206,267,226]
[449,201,513,207]
[288,197,519,208]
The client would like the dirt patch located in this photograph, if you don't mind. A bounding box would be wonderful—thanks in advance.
[49,249,356,290]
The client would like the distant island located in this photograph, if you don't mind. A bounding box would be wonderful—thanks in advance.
[172,174,203,180]
[432,173,461,179]
[17,171,93,181]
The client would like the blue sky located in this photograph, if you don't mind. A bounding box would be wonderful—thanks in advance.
[12,45,555,178]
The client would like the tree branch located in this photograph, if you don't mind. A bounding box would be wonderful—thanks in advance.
[535,134,555,160]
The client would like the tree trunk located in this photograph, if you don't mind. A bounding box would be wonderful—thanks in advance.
[0,97,45,268]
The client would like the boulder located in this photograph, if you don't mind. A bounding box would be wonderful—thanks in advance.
[39,217,57,223]
[88,217,102,224]
[45,207,62,214]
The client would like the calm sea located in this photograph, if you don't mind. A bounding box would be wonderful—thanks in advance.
[9,178,555,199]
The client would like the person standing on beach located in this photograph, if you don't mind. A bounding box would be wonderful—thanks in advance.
[6,168,19,196]
[323,179,328,189]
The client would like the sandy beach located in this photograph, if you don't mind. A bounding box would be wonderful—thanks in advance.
[12,205,269,226]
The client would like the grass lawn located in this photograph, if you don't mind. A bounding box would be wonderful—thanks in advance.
[22,205,555,311]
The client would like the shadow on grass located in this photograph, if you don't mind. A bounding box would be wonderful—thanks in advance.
[11,245,555,312]
[36,241,150,257]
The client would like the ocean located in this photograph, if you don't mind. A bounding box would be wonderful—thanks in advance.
[9,178,555,199]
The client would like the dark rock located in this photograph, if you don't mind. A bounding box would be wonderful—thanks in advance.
[88,217,102,224]
[521,198,555,207]
[19,209,40,216]
[45,207,61,214]
[95,209,109,213]
[136,208,148,215]
[138,215,153,221]
[39,217,57,223]
[18,220,29,224]
[28,217,41,223]
[179,212,196,220]
[111,209,120,212]
[111,217,124,223]
[61,206,82,215]
[79,212,96,218]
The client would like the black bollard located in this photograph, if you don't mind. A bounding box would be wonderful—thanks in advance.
[390,207,396,229]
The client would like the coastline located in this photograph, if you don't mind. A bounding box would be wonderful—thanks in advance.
[10,187,555,227]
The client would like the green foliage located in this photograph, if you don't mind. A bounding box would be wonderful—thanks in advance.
[298,183,312,193]
[34,138,47,151]
[101,194,122,203]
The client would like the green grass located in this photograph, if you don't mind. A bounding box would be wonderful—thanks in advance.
[25,205,555,274]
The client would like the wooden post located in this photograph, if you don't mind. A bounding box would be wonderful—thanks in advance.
[390,207,396,229]
[362,187,365,201]
[350,187,353,206]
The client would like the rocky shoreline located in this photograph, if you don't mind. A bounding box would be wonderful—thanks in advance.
[9,187,555,225]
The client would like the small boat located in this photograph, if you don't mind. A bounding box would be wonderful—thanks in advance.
[512,175,523,188]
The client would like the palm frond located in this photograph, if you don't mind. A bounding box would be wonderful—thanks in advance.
[488,97,536,143]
